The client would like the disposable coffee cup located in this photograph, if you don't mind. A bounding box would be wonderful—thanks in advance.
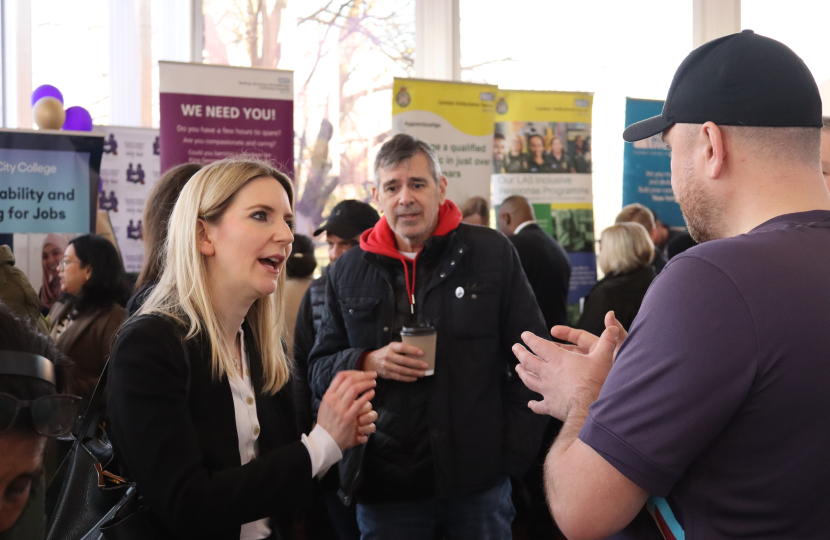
[400,325,437,376]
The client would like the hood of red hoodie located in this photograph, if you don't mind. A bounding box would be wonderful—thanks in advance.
[360,199,462,260]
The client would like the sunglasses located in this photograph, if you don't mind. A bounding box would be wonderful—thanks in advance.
[0,393,81,437]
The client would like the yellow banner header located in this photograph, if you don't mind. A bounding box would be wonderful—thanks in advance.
[495,90,593,123]
[393,78,498,137]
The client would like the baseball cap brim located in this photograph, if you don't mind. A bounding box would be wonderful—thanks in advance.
[622,115,674,142]
[313,222,362,239]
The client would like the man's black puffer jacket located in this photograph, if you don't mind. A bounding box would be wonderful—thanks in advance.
[308,222,548,504]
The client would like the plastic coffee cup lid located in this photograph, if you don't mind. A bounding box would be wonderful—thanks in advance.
[401,325,436,336]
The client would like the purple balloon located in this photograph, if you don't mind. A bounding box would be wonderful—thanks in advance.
[62,106,93,132]
[31,85,63,106]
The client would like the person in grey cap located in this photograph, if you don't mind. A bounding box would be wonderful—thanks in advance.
[294,200,380,540]
[512,30,830,539]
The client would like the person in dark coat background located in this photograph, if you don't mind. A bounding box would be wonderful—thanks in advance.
[294,200,379,540]
[497,195,571,331]
[577,222,656,336]
[497,195,572,539]
[49,234,129,405]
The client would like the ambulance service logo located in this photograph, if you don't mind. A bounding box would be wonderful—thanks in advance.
[496,97,508,115]
[396,87,411,108]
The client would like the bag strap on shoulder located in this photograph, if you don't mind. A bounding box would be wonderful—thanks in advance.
[77,321,192,439]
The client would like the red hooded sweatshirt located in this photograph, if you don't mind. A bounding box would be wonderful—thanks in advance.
[359,199,463,316]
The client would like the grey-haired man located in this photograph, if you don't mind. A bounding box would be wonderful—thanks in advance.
[309,133,547,539]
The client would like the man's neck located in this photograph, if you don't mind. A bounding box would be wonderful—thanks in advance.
[395,235,424,253]
[726,170,830,237]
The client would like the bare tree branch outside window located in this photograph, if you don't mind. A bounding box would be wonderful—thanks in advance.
[202,0,414,236]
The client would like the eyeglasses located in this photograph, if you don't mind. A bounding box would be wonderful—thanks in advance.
[0,393,82,437]
[59,259,80,270]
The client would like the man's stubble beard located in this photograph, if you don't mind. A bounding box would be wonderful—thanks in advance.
[675,152,728,243]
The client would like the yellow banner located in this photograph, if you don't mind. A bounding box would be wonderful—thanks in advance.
[495,89,593,124]
[393,78,498,137]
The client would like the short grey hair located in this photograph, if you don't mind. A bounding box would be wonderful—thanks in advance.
[374,133,442,186]
[823,117,830,130]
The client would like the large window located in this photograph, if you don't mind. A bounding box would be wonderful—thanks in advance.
[741,0,830,88]
[202,0,415,235]
[31,0,110,125]
[460,0,693,237]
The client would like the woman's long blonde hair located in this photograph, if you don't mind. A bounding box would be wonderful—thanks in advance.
[136,157,294,395]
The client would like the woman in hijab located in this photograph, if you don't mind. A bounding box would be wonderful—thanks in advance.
[40,234,69,314]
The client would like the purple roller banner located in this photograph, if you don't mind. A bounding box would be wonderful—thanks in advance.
[159,62,294,176]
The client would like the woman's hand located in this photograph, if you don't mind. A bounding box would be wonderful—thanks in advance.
[317,370,378,451]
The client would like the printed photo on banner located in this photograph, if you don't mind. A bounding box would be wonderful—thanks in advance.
[490,89,596,324]
[493,121,592,175]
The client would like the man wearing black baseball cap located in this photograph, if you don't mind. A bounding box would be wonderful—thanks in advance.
[313,200,381,264]
[513,30,830,539]
[294,200,380,539]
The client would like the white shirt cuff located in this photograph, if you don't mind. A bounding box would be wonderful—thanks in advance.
[301,424,343,479]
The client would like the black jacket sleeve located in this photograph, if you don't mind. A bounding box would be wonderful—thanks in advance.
[107,316,312,538]
[293,288,315,434]
[498,240,549,477]
[307,265,369,400]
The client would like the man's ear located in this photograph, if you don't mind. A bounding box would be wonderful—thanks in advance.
[197,219,215,257]
[372,185,380,210]
[438,175,448,205]
[701,122,725,179]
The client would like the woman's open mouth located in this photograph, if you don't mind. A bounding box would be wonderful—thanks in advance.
[258,256,284,273]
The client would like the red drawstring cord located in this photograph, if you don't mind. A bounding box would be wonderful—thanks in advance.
[401,256,418,314]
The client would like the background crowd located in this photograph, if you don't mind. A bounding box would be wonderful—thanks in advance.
[2,31,830,539]
[0,137,695,540]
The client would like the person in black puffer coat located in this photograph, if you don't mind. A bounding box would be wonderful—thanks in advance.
[294,199,379,540]
[308,134,548,540]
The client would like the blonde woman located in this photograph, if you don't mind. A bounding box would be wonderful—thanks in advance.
[107,158,377,540]
[577,222,656,336]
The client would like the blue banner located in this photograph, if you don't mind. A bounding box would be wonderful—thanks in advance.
[622,98,684,228]
[0,130,102,234]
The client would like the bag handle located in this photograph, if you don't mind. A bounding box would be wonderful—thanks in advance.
[76,322,192,440]
[77,360,109,440]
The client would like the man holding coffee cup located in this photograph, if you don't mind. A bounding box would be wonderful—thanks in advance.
[309,133,547,539]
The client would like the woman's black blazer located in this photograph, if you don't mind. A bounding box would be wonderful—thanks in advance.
[107,314,312,539]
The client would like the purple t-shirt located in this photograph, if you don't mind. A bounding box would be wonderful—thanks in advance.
[580,210,830,539]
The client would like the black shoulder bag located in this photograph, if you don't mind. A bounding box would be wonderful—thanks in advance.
[45,337,190,540]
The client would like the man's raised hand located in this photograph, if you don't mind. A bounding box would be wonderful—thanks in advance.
[550,310,627,361]
[513,326,618,420]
